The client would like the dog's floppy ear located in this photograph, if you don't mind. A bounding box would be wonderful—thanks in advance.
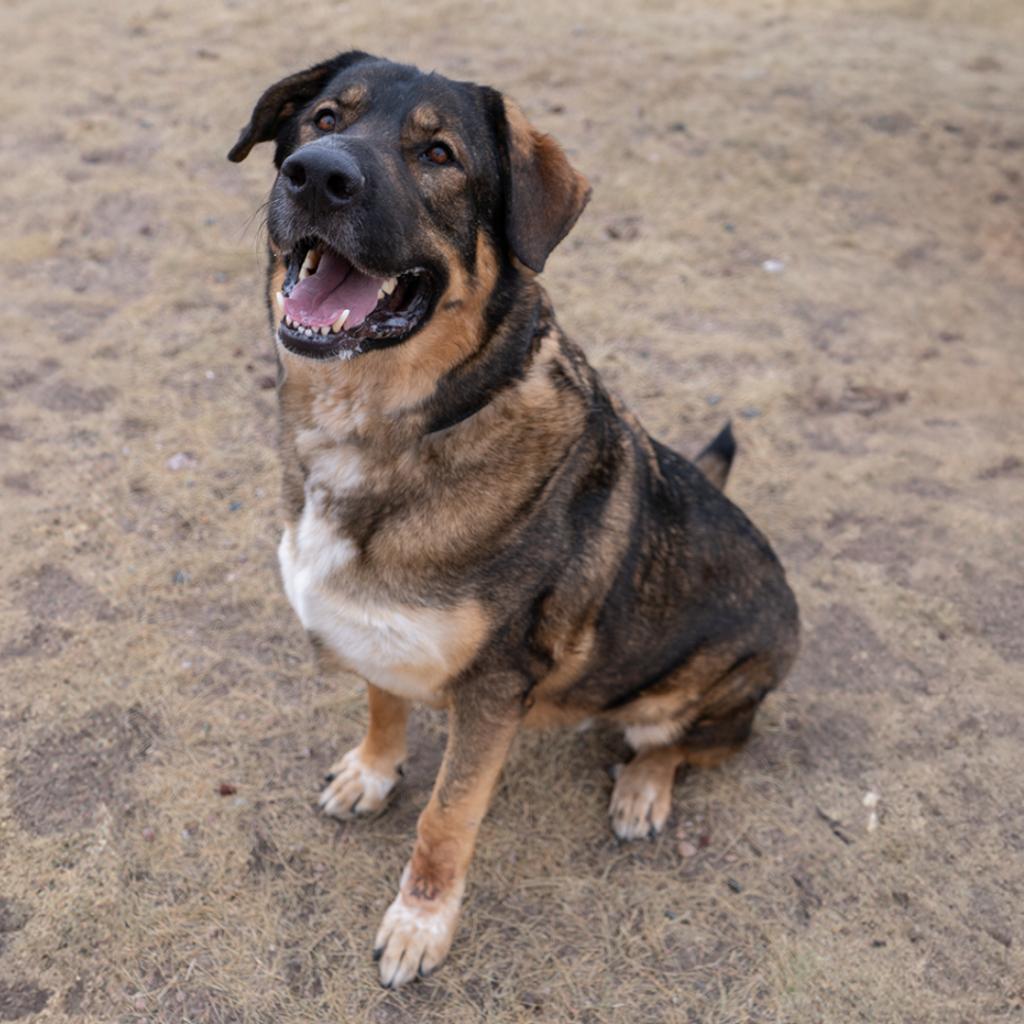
[227,51,372,164]
[497,98,591,273]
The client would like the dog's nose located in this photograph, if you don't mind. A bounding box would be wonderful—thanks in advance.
[280,146,365,210]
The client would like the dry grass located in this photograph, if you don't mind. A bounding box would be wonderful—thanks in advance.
[2,0,1023,1021]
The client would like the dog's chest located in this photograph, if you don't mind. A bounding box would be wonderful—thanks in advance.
[277,447,486,703]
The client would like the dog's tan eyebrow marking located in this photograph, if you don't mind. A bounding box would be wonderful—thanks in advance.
[338,84,367,107]
[409,104,443,135]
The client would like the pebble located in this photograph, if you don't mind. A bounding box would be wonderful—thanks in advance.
[761,258,785,273]
[678,841,698,858]
[166,452,197,471]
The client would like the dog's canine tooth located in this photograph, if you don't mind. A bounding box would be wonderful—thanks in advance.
[275,291,284,312]
[381,277,398,296]
[331,309,350,333]
[299,249,319,280]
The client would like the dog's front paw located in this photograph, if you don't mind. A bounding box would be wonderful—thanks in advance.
[318,747,401,819]
[609,759,673,840]
[373,876,463,988]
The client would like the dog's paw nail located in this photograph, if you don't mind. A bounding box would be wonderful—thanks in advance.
[372,946,383,962]
[323,772,336,784]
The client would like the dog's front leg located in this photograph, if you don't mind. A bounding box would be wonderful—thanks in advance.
[374,678,523,987]
[319,683,409,819]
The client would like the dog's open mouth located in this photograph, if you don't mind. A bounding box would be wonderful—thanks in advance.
[276,239,434,359]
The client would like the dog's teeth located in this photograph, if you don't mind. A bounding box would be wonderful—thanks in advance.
[331,309,350,333]
[304,327,313,337]
[381,277,398,296]
[275,291,284,312]
[284,315,293,327]
[319,325,330,335]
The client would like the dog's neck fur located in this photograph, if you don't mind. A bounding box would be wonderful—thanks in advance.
[274,269,570,524]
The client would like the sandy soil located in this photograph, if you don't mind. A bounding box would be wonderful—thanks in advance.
[2,0,1023,1021]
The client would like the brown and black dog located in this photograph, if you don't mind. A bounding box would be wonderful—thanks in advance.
[229,51,798,987]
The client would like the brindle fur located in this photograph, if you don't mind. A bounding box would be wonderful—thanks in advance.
[230,51,799,987]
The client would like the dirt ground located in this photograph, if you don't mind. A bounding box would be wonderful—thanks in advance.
[1,0,1022,1021]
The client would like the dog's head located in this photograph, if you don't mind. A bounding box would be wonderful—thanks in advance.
[229,52,590,362]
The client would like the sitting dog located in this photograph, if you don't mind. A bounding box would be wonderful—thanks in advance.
[229,51,799,988]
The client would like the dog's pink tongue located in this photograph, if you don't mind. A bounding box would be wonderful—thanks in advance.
[283,250,383,328]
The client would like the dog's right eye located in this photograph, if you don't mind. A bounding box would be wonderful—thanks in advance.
[314,110,336,132]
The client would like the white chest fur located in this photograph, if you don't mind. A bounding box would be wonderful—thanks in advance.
[277,452,485,703]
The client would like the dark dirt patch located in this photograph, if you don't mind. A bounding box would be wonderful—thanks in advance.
[1,623,75,661]
[0,901,31,957]
[864,111,916,135]
[1,475,37,495]
[964,578,1024,663]
[6,704,159,836]
[0,980,50,1020]
[34,380,117,414]
[977,455,1023,480]
[11,564,115,624]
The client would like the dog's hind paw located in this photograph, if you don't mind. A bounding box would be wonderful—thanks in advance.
[608,758,674,841]
[318,747,400,819]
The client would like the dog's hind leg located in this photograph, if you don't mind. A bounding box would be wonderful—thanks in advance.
[319,682,410,820]
[609,685,766,841]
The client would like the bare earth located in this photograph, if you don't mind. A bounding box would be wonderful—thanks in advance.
[1,1,1022,1021]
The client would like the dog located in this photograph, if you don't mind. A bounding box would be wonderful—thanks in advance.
[229,51,799,988]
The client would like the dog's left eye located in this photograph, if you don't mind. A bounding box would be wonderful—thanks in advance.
[422,143,453,166]
[314,110,336,132]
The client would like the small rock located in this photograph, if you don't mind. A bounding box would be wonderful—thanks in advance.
[172,570,189,585]
[740,406,761,419]
[217,782,237,797]
[228,501,243,512]
[678,841,698,858]
[706,394,722,406]
[166,452,197,471]
[761,259,785,273]
[134,994,147,1011]
[605,216,642,241]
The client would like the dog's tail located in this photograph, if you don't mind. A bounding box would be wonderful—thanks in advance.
[694,421,736,491]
